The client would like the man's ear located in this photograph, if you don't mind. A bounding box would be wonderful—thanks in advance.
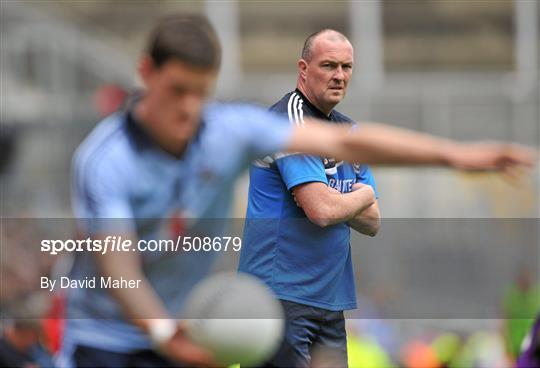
[138,55,156,86]
[298,59,308,81]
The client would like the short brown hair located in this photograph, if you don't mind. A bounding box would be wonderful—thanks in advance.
[147,14,221,70]
[301,29,349,62]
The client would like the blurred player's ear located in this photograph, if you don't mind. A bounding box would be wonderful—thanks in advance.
[298,59,308,81]
[138,55,156,86]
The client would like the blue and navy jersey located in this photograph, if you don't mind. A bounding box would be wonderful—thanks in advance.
[239,89,378,311]
[66,100,293,353]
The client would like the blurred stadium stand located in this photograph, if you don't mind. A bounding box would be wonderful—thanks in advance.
[1,0,537,217]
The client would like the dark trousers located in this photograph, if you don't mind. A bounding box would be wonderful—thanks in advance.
[73,345,182,368]
[264,300,348,368]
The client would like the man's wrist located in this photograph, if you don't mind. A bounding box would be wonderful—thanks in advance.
[439,141,460,168]
[147,319,177,350]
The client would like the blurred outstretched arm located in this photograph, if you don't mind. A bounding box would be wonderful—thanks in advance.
[287,120,537,172]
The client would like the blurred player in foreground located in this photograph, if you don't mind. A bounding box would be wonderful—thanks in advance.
[62,14,535,368]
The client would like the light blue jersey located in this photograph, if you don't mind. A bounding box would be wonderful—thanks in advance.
[66,101,292,353]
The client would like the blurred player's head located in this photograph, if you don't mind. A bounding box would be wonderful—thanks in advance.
[138,15,221,153]
[297,29,353,115]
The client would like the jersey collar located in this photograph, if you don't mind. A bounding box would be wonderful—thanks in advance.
[123,92,206,160]
[294,88,333,121]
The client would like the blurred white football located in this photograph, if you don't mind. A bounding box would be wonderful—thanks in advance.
[182,272,284,367]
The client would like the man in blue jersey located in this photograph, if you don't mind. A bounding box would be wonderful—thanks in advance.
[238,30,376,367]
[63,15,535,368]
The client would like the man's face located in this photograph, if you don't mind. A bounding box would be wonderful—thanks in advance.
[301,38,353,113]
[141,58,217,147]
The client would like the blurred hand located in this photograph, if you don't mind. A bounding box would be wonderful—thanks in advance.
[160,322,219,367]
[448,142,537,174]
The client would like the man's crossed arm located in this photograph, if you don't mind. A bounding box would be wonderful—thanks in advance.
[292,182,380,236]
